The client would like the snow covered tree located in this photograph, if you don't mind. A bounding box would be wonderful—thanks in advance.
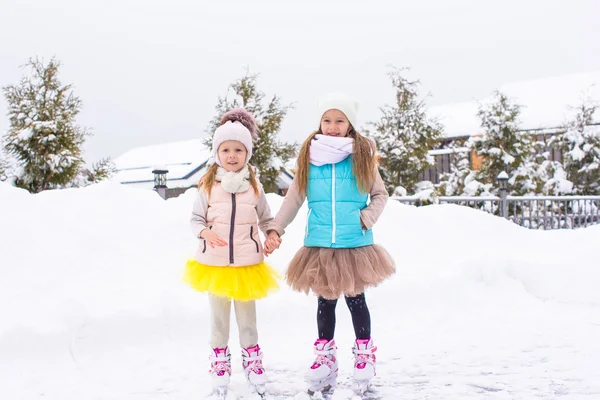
[510,154,542,195]
[205,71,297,193]
[70,158,117,187]
[437,139,474,196]
[368,67,443,194]
[538,159,573,195]
[436,139,494,204]
[86,158,117,184]
[0,155,8,182]
[549,99,600,195]
[2,57,88,193]
[471,91,536,195]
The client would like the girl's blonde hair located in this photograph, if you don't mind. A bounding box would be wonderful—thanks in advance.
[197,163,260,197]
[295,125,377,195]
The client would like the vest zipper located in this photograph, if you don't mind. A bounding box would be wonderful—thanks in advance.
[305,208,312,237]
[229,193,236,264]
[331,163,336,244]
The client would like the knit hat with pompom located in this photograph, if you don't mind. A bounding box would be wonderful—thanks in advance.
[211,108,259,166]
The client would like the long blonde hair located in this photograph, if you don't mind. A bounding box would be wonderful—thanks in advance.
[197,163,260,197]
[295,126,377,195]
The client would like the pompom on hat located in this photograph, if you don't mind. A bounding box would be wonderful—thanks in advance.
[211,108,259,166]
[317,93,359,128]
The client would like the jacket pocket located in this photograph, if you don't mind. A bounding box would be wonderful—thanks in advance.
[359,210,366,235]
[249,226,259,253]
[305,208,313,238]
[202,226,212,253]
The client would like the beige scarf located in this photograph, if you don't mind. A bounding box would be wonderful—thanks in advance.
[215,164,250,193]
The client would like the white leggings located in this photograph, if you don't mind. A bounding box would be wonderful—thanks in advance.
[209,294,258,349]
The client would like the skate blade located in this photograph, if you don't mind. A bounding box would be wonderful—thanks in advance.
[307,378,336,397]
[307,384,332,395]
[308,379,336,391]
[253,384,267,398]
[308,386,334,399]
[311,372,337,390]
[353,380,370,395]
[214,386,227,399]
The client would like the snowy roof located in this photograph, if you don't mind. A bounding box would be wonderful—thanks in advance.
[114,139,211,185]
[431,71,600,138]
[285,157,297,171]
[276,168,294,188]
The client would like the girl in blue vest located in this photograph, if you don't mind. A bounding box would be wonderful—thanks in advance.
[265,93,396,395]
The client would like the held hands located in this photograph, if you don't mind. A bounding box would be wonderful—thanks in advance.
[200,228,228,248]
[263,231,282,256]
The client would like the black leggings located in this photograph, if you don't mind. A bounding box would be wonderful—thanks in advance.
[317,293,371,340]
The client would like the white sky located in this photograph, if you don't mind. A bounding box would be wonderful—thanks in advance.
[1,0,600,163]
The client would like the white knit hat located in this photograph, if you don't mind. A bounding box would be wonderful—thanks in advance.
[211,108,258,166]
[211,121,254,167]
[317,93,359,128]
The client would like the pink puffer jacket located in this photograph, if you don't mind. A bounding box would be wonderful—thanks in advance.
[191,182,273,267]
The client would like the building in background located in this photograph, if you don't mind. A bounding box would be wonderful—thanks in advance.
[114,139,294,199]
[420,70,600,183]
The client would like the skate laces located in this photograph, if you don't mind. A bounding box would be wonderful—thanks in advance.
[354,353,376,369]
[242,346,265,375]
[353,342,377,369]
[312,353,336,369]
[209,347,231,377]
[210,360,231,377]
[245,358,265,375]
[311,346,336,369]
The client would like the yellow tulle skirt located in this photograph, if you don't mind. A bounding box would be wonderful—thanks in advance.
[184,260,280,301]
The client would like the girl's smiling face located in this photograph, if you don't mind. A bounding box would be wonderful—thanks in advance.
[218,140,247,172]
[320,109,351,138]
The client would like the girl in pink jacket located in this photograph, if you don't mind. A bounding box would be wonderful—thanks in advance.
[184,108,279,398]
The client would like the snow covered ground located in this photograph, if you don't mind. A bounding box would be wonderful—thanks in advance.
[1,181,599,399]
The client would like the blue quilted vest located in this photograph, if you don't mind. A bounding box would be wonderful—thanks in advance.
[304,157,374,248]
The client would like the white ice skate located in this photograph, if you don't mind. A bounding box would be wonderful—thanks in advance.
[306,338,338,397]
[209,347,231,399]
[241,344,268,398]
[352,338,377,395]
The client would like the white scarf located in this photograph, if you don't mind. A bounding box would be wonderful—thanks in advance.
[309,134,354,166]
[215,164,250,193]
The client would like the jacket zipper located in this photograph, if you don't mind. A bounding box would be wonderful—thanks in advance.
[331,163,336,244]
[229,193,236,264]
[250,226,259,253]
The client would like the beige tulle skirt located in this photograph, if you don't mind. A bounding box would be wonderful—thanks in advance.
[285,245,396,300]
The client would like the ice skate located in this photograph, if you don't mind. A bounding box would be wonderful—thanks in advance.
[210,347,231,398]
[352,338,377,395]
[241,344,268,398]
[306,338,338,397]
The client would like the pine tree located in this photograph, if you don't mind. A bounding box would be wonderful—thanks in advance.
[549,99,600,195]
[86,158,117,184]
[69,157,117,187]
[2,57,88,193]
[368,67,443,194]
[436,139,494,200]
[437,139,474,196]
[538,159,573,195]
[0,154,8,182]
[205,71,297,193]
[471,91,535,195]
